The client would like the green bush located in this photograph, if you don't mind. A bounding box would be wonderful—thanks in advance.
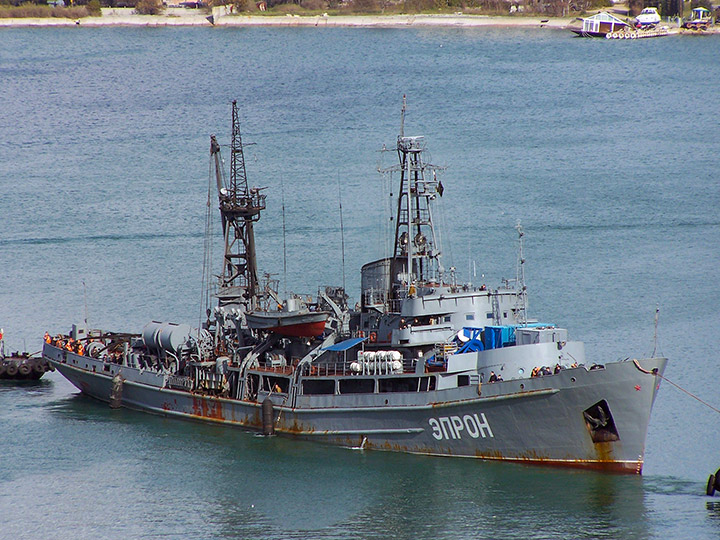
[86,0,101,14]
[0,3,90,17]
[402,0,434,12]
[134,0,163,14]
[348,0,378,12]
[300,0,325,10]
[588,0,612,8]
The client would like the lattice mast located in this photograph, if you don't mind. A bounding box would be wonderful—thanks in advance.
[387,97,445,305]
[210,100,266,309]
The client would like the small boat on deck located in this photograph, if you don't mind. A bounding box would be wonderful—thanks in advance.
[245,299,329,338]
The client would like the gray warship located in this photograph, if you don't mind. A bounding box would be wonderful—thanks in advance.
[45,101,667,473]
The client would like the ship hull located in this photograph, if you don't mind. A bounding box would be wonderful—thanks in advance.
[46,343,665,474]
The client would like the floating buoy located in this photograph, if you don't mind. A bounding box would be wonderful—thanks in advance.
[262,397,274,436]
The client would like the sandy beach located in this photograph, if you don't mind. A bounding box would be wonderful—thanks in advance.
[0,7,575,28]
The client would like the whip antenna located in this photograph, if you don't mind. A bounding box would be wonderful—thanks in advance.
[338,174,346,293]
[652,304,660,357]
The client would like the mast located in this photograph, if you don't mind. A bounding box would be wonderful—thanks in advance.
[383,99,445,310]
[211,100,266,310]
[514,222,528,325]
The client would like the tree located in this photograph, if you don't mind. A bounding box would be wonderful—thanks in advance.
[628,0,642,16]
[135,0,163,13]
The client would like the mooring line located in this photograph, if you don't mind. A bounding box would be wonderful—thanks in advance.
[634,359,720,415]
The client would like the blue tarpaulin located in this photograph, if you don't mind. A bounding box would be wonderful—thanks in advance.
[322,337,367,351]
[483,326,513,349]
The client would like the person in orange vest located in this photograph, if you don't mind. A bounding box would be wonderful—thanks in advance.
[65,338,74,351]
[77,342,85,356]
[44,332,51,344]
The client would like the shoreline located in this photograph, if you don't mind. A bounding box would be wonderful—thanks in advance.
[2,7,714,32]
[0,8,575,28]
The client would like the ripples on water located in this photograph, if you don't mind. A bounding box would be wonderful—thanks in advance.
[1,27,719,539]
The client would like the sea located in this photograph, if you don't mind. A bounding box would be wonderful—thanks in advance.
[1,25,719,539]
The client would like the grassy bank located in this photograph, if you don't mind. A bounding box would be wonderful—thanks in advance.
[0,3,98,17]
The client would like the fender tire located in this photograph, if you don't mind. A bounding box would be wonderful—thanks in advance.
[18,363,31,377]
[6,364,18,377]
[707,475,716,496]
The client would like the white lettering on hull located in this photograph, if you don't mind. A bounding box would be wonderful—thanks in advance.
[428,413,493,440]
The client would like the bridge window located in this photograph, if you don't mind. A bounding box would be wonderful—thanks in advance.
[302,379,335,395]
[339,378,375,394]
[379,377,419,393]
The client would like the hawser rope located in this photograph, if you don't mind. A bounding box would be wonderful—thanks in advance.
[634,359,720,414]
